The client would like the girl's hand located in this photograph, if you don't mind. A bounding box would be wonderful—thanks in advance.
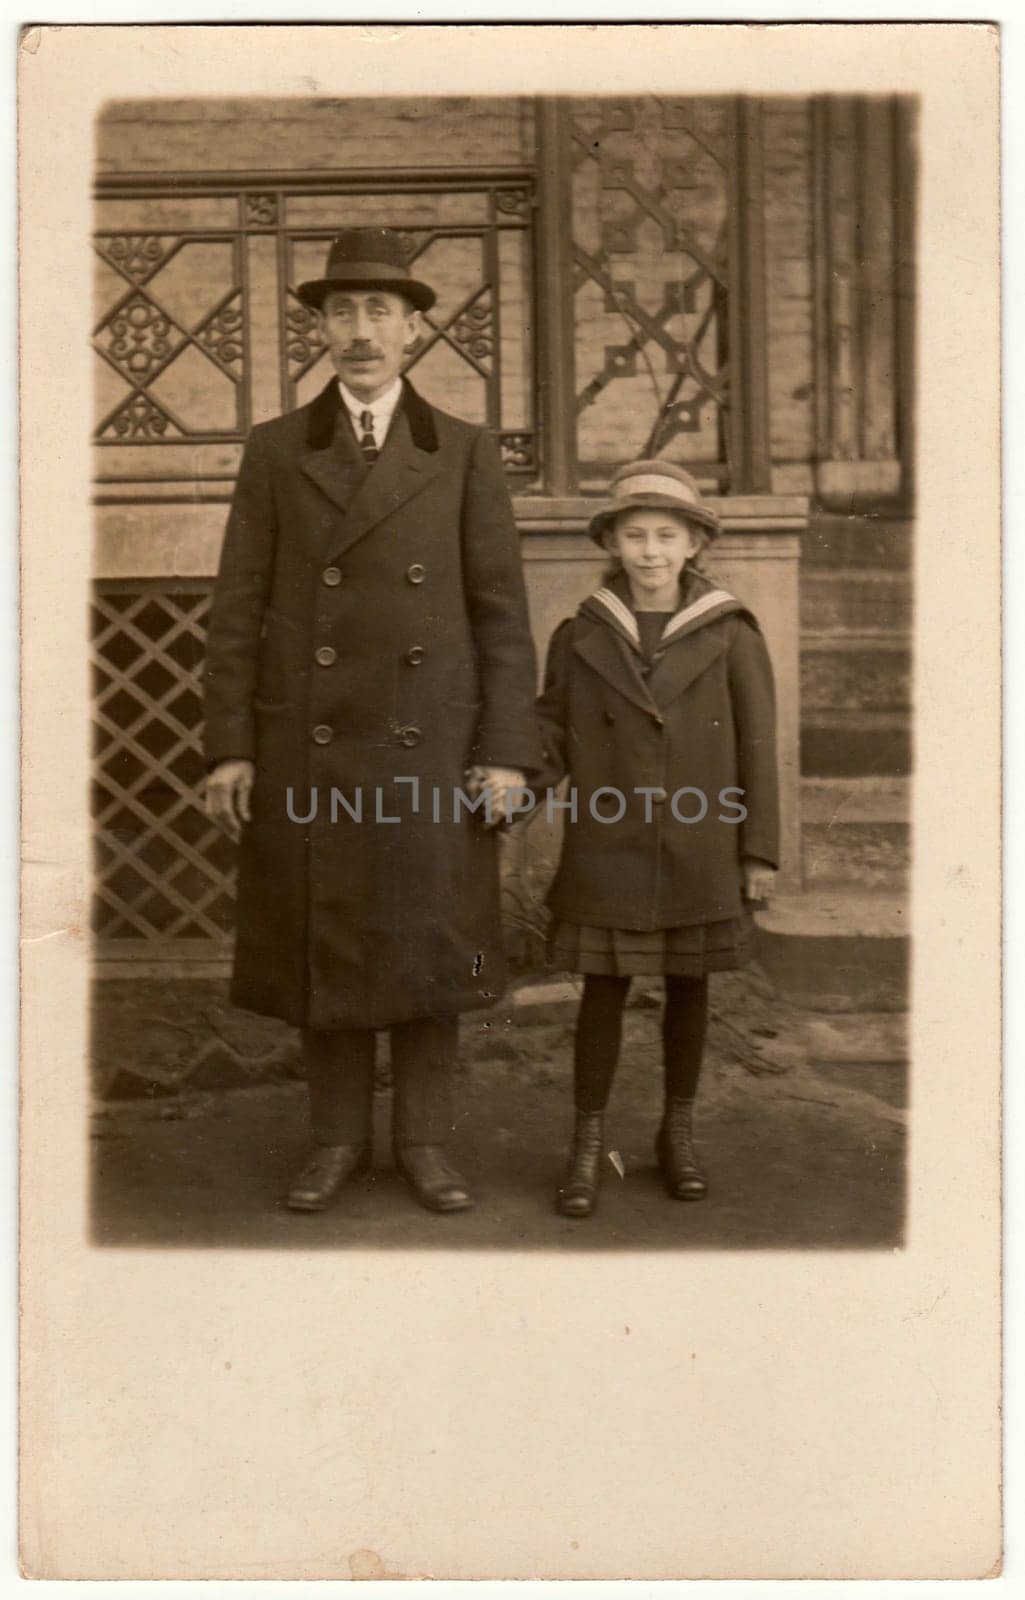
[464,765,528,828]
[742,858,776,902]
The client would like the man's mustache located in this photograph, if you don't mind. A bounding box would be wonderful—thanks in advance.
[341,345,382,358]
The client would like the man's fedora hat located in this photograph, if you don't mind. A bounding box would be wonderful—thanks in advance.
[297,228,436,313]
[588,459,721,545]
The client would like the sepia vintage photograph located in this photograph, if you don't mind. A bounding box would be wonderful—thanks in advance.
[18,21,1002,1582]
[88,89,914,1249]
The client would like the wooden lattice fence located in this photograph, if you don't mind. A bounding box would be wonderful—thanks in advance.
[91,580,235,957]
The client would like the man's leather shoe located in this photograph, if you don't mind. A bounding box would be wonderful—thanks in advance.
[396,1145,474,1213]
[285,1144,371,1212]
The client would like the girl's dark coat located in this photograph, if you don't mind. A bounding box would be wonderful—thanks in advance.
[535,570,779,931]
[203,378,541,1030]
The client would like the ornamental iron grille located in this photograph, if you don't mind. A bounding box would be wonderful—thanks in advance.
[568,98,740,491]
[94,226,248,444]
[93,175,538,481]
[91,582,235,948]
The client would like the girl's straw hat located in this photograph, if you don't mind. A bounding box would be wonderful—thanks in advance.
[587,459,721,545]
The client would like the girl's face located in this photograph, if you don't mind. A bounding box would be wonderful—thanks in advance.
[606,507,703,596]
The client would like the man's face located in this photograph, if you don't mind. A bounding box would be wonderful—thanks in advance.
[316,289,420,402]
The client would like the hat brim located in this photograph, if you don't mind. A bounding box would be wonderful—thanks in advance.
[588,492,720,545]
[297,275,436,313]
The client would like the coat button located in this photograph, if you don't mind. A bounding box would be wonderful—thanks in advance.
[651,712,665,727]
[314,646,337,667]
[398,725,422,748]
[651,788,668,804]
[322,566,343,587]
[603,709,616,725]
[312,724,333,745]
[406,563,426,585]
[405,645,425,666]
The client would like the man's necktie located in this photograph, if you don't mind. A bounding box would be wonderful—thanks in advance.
[358,409,379,466]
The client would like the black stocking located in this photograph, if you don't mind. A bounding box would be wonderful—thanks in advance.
[572,975,631,1112]
[662,975,709,1102]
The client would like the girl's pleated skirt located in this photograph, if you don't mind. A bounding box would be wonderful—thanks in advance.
[548,912,754,978]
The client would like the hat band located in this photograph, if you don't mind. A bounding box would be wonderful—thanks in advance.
[323,260,413,282]
[614,473,702,508]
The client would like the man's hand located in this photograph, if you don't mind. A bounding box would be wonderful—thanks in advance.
[742,858,776,903]
[205,759,255,843]
[464,765,527,829]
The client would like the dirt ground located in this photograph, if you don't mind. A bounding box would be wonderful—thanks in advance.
[91,970,906,1251]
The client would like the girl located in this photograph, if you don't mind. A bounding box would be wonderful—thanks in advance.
[534,460,779,1218]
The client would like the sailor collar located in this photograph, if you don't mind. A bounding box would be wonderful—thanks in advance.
[580,570,747,656]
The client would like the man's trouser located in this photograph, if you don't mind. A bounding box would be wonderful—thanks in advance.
[300,1017,458,1151]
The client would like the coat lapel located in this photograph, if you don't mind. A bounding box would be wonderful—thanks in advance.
[299,381,366,520]
[299,378,442,559]
[329,413,441,560]
[577,571,746,711]
[573,624,660,716]
[646,582,746,706]
[646,626,733,708]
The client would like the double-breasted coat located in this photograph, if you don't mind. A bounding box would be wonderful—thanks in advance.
[203,377,542,1030]
[535,569,780,931]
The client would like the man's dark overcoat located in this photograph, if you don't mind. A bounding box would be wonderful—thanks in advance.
[203,378,542,1030]
[535,568,780,930]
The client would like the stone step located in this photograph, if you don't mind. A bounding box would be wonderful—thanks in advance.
[800,777,910,891]
[801,776,909,825]
[801,710,911,778]
[755,892,909,1013]
[803,823,908,891]
[801,631,911,713]
[802,514,914,570]
[801,569,912,634]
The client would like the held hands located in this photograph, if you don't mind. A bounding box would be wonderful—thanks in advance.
[742,857,777,903]
[464,765,527,829]
[205,759,255,843]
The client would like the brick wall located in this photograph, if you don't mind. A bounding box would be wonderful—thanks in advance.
[96,96,533,173]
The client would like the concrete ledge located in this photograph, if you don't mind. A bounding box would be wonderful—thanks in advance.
[92,494,809,576]
[514,495,810,536]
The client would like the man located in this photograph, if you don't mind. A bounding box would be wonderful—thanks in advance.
[203,229,541,1215]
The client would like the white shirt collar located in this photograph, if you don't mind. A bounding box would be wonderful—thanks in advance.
[337,376,404,437]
